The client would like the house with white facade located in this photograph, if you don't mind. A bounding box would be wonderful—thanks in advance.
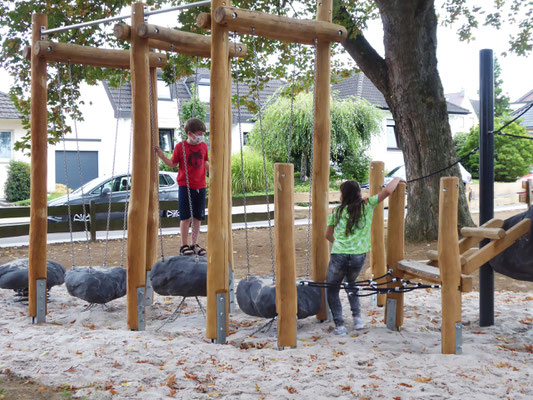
[0,92,26,199]
[0,71,473,197]
[512,89,533,135]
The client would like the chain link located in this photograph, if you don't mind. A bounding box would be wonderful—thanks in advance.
[56,69,76,266]
[103,74,124,266]
[233,33,252,278]
[67,61,92,267]
[251,28,276,280]
[305,38,318,279]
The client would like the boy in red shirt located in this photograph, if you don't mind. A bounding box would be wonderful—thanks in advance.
[155,118,209,256]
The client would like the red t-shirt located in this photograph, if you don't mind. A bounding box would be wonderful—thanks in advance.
[171,141,208,189]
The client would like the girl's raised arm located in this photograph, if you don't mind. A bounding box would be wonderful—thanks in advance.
[377,177,404,203]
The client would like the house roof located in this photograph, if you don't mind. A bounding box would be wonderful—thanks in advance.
[0,91,21,119]
[512,103,533,129]
[103,70,470,122]
[513,89,533,103]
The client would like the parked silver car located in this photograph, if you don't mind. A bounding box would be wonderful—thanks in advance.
[47,171,179,222]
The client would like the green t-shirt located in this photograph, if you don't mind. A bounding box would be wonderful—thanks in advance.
[327,194,379,254]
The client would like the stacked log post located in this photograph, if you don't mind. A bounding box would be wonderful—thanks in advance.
[275,163,298,348]
[385,181,406,329]
[126,2,150,330]
[206,0,231,340]
[311,0,332,321]
[369,161,386,306]
[438,177,462,354]
[28,13,48,320]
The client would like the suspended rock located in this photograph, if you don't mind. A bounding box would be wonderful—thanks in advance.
[150,255,207,297]
[489,206,533,282]
[0,258,65,291]
[236,276,321,319]
[65,266,126,304]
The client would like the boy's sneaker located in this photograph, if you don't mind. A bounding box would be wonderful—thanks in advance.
[353,317,366,330]
[333,325,347,336]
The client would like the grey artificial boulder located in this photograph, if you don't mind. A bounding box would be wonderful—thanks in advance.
[236,276,321,319]
[65,266,126,304]
[0,258,65,291]
[150,255,207,297]
[489,206,533,282]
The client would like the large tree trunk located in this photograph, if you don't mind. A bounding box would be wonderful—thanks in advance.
[337,0,473,241]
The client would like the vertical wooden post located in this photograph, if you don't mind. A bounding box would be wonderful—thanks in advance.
[438,177,462,354]
[207,0,230,340]
[127,2,150,330]
[311,0,332,321]
[385,182,406,328]
[146,67,159,274]
[369,161,386,306]
[28,13,48,319]
[227,57,234,274]
[275,163,297,348]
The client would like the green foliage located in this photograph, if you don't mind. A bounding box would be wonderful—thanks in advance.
[231,148,274,195]
[4,160,31,202]
[456,119,533,182]
[178,86,208,137]
[247,92,381,183]
[494,57,511,117]
[159,151,176,172]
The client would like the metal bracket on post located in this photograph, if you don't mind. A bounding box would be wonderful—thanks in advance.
[145,272,153,306]
[229,268,235,313]
[371,293,378,307]
[324,288,333,322]
[216,292,227,344]
[386,298,397,331]
[137,287,145,331]
[32,279,46,324]
[40,26,46,41]
[455,322,463,355]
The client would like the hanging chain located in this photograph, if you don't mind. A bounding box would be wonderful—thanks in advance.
[56,69,76,267]
[251,28,276,280]
[233,33,252,278]
[67,61,92,267]
[103,74,124,267]
[305,39,318,279]
[148,72,166,262]
[287,43,298,163]
[120,107,133,267]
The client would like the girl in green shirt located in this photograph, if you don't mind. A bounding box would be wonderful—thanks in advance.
[325,177,402,335]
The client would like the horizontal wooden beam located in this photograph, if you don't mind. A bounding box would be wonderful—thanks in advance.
[114,23,246,58]
[31,41,167,69]
[458,218,503,253]
[210,6,347,45]
[460,226,506,240]
[462,218,531,275]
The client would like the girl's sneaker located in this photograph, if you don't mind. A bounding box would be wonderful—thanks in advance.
[333,325,347,335]
[353,317,366,330]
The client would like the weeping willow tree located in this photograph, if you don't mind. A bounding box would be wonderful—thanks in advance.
[248,92,382,183]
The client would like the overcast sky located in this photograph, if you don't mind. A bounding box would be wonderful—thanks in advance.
[1,8,531,103]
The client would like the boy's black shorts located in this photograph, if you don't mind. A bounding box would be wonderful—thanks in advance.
[178,186,206,221]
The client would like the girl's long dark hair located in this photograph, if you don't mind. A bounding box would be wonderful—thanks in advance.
[335,180,365,236]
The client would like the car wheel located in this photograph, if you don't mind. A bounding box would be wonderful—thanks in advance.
[73,213,90,222]
[165,210,179,218]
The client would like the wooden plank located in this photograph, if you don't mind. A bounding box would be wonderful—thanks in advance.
[462,218,531,275]
[458,218,503,254]
[397,260,441,283]
[460,227,505,239]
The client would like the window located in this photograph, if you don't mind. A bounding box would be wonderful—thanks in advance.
[243,132,250,146]
[160,174,172,187]
[159,129,175,153]
[197,78,210,103]
[0,131,12,159]
[157,79,172,100]
[386,120,399,150]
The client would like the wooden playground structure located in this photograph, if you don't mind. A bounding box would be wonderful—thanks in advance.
[26,0,346,346]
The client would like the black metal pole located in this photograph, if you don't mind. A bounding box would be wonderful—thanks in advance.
[479,49,494,326]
